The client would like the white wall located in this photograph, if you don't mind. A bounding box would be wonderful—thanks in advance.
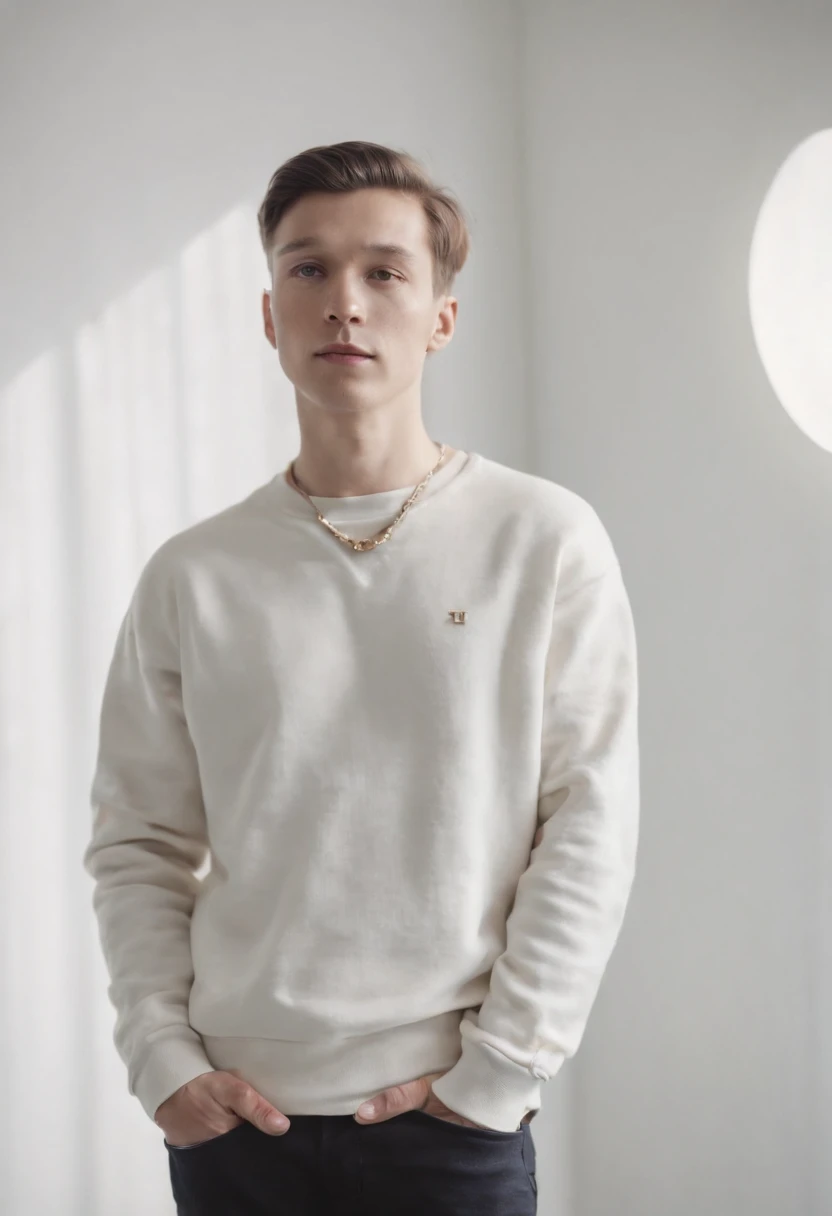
[1,1,830,1213]
[520,3,832,1214]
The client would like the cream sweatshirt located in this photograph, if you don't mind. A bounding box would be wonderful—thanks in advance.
[82,448,640,1135]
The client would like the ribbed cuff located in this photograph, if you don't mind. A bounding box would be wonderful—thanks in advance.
[429,1037,545,1133]
[132,1032,217,1125]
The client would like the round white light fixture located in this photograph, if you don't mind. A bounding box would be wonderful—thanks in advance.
[748,129,832,452]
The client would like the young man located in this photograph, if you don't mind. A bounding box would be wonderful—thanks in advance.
[83,141,640,1215]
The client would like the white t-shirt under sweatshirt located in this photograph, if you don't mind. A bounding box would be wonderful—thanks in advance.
[83,447,640,1135]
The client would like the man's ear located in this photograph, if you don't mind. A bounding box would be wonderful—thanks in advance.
[262,289,276,348]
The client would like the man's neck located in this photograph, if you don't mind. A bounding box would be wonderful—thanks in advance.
[286,442,456,498]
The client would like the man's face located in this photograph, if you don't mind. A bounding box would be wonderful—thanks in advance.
[262,189,457,413]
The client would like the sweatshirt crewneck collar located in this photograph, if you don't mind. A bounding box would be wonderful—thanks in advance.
[263,448,479,523]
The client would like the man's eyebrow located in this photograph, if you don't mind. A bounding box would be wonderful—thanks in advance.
[275,237,418,265]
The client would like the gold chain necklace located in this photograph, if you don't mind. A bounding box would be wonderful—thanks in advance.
[285,442,449,552]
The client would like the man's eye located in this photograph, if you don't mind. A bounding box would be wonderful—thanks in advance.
[293,265,398,282]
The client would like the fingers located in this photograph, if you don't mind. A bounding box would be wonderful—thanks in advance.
[223,1071,289,1135]
[355,1070,446,1124]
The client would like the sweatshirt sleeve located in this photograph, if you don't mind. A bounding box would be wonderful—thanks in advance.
[82,548,216,1125]
[430,510,640,1133]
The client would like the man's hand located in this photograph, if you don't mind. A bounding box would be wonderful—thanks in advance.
[353,1071,492,1129]
[155,1069,290,1147]
[354,1071,533,1131]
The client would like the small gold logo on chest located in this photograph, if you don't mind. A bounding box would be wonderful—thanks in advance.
[448,610,467,624]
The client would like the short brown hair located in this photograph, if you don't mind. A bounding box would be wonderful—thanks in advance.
[257,140,472,300]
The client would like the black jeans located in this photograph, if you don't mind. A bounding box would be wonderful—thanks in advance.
[165,1108,538,1215]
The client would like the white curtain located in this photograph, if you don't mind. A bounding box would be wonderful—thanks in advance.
[1,203,294,1214]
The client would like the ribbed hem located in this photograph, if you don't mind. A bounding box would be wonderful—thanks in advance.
[132,1031,217,1125]
[199,1009,467,1119]
[195,1009,544,1134]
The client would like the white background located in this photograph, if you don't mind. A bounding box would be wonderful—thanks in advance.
[1,1,831,1213]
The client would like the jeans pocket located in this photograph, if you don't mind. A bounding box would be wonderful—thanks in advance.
[521,1123,538,1195]
[165,1120,249,1151]
[409,1109,524,1137]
